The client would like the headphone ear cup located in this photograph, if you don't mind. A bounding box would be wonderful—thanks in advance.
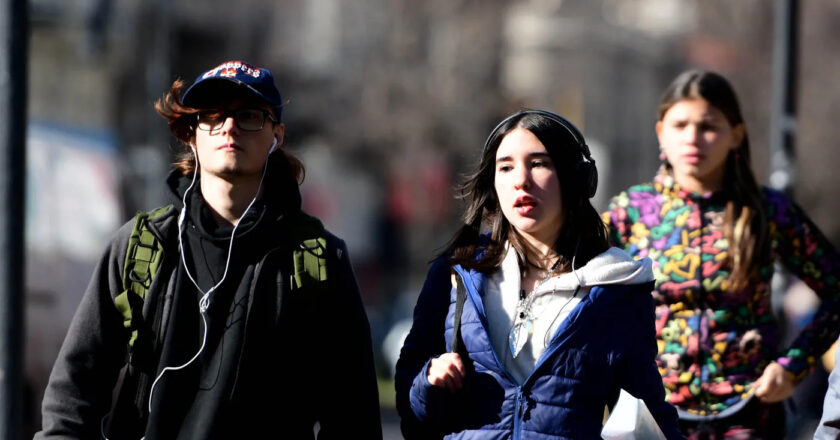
[576,161,598,199]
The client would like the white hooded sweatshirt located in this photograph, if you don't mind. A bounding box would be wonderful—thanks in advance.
[483,245,654,384]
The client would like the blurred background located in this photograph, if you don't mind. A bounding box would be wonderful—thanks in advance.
[13,0,840,438]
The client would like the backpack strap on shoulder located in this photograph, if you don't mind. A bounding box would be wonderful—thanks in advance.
[451,270,467,355]
[290,213,328,290]
[114,205,169,355]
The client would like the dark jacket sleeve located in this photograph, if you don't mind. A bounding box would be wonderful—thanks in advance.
[394,258,457,438]
[815,338,840,440]
[769,192,840,379]
[35,225,133,440]
[314,238,382,440]
[615,283,684,440]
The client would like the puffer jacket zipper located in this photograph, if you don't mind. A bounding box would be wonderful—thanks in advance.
[452,267,590,439]
[513,387,524,439]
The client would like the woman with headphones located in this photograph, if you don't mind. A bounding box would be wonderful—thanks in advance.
[395,110,683,439]
[604,70,840,439]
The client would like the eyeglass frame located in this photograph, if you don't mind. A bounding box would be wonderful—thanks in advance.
[195,108,279,133]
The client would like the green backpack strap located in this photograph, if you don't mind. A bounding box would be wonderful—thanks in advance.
[114,205,169,352]
[291,214,329,290]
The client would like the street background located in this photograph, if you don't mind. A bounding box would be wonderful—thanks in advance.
[20,0,840,438]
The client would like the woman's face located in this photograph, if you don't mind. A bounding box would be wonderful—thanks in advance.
[657,98,744,193]
[494,128,563,248]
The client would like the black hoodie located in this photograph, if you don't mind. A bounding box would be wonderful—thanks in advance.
[36,153,382,439]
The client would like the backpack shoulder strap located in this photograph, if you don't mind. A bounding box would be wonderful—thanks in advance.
[290,213,329,290]
[114,205,170,352]
[451,270,467,355]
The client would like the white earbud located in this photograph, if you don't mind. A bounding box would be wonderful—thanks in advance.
[268,137,278,154]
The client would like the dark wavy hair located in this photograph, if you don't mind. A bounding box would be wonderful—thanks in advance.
[154,78,305,183]
[444,110,609,274]
[658,70,767,292]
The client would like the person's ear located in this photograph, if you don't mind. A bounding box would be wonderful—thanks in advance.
[732,123,745,149]
[273,123,285,149]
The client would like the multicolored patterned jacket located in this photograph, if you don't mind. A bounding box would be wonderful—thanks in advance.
[603,169,840,417]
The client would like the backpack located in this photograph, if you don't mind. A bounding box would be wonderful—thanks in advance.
[115,205,329,357]
[106,205,329,437]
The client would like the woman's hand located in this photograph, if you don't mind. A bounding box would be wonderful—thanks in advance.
[427,353,466,393]
[755,361,796,402]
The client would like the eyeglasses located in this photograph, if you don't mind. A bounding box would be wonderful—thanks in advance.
[196,108,277,133]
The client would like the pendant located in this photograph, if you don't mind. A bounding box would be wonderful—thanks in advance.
[508,317,533,358]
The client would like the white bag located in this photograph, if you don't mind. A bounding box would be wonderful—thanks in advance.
[601,389,667,440]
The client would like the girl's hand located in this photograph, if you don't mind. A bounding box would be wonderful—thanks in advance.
[427,353,466,393]
[755,361,796,402]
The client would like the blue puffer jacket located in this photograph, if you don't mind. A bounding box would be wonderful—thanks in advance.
[395,253,683,439]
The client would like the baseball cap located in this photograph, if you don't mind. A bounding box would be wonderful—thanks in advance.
[182,60,283,118]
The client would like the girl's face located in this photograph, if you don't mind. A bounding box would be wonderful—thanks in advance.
[657,98,744,193]
[494,128,563,249]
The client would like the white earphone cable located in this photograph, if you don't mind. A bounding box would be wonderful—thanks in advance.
[100,126,279,440]
[146,140,273,413]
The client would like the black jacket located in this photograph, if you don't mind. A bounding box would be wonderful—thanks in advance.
[36,153,382,439]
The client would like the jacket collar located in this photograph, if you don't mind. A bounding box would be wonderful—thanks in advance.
[654,164,728,204]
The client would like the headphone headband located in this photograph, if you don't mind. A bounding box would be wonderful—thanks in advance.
[482,109,591,159]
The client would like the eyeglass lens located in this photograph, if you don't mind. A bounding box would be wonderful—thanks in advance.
[197,109,270,132]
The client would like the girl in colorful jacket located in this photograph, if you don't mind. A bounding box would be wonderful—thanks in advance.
[603,70,840,439]
[396,110,683,439]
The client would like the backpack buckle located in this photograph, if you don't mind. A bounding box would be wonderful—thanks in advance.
[126,261,152,286]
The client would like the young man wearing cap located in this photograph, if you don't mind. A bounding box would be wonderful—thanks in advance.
[35,60,382,439]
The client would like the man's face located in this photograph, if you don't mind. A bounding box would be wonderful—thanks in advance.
[192,95,284,182]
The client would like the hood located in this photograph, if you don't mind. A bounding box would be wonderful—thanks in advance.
[165,151,303,220]
[533,247,653,294]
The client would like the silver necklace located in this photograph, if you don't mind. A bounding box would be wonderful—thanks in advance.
[508,259,560,358]
[508,242,583,359]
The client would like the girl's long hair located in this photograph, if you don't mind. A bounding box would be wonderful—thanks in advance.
[658,70,767,292]
[444,111,609,274]
[154,78,305,183]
